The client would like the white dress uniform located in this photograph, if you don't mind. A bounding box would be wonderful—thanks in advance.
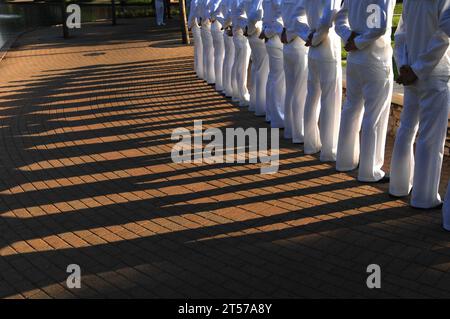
[298,0,342,162]
[389,0,450,209]
[231,0,252,106]
[282,0,308,143]
[155,0,165,26]
[243,0,269,114]
[335,0,396,182]
[200,0,216,84]
[218,0,238,97]
[263,0,285,128]
[210,0,226,92]
[188,0,204,79]
[440,8,450,230]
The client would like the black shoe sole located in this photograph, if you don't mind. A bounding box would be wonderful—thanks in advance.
[412,203,444,210]
[359,176,390,184]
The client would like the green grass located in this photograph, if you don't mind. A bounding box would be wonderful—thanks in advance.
[394,3,403,14]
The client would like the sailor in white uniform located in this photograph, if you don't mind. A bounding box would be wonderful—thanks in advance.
[389,0,450,209]
[231,0,252,106]
[444,184,450,231]
[217,0,237,97]
[298,0,342,162]
[261,0,285,128]
[210,0,226,92]
[155,0,165,26]
[335,0,396,182]
[243,0,269,115]
[199,0,216,84]
[439,7,450,230]
[188,0,204,79]
[281,0,308,143]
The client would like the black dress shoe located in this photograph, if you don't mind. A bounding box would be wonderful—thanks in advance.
[412,202,444,210]
[388,192,409,199]
[359,176,390,184]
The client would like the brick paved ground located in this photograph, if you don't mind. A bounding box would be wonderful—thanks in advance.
[0,18,449,299]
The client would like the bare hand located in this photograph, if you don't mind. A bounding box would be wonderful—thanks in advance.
[259,30,267,41]
[344,39,358,52]
[397,65,418,86]
[243,26,248,37]
[344,31,359,52]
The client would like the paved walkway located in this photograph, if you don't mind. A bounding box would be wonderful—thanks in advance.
[0,18,449,299]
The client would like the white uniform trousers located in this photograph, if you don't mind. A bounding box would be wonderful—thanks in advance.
[283,37,308,143]
[155,0,164,26]
[211,21,225,92]
[248,32,269,116]
[444,182,450,231]
[336,62,392,181]
[192,23,204,79]
[265,35,285,128]
[222,32,236,97]
[389,76,450,209]
[303,58,342,161]
[232,31,251,106]
[200,22,215,84]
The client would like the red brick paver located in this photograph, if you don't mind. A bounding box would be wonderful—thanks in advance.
[0,18,449,299]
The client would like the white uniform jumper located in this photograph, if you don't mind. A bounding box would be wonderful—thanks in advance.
[335,0,396,182]
[390,0,450,209]
[210,0,226,92]
[263,0,285,128]
[200,0,216,84]
[298,0,342,162]
[188,0,204,79]
[231,0,252,106]
[243,0,269,114]
[282,0,308,143]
